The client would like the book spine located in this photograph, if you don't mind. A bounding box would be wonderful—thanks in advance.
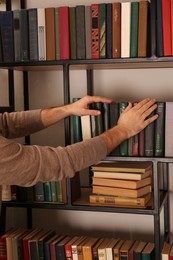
[91,4,100,59]
[69,7,77,60]
[28,8,38,61]
[20,9,29,61]
[13,10,21,62]
[162,0,172,56]
[112,3,121,58]
[76,5,86,59]
[55,7,60,60]
[99,3,106,58]
[138,1,149,57]
[165,102,173,157]
[45,8,55,60]
[106,3,112,59]
[50,181,57,202]
[156,0,164,56]
[94,102,104,135]
[144,112,155,157]
[72,98,82,143]
[121,2,131,58]
[37,8,46,61]
[1,11,14,62]
[85,6,92,59]
[130,2,139,58]
[103,103,110,131]
[59,6,70,60]
[43,182,52,202]
[154,102,165,156]
[34,182,44,202]
[119,102,128,156]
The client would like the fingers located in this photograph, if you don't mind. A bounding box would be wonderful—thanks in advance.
[84,95,113,105]
[134,98,157,114]
[144,114,158,127]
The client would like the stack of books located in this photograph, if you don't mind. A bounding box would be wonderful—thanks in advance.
[90,161,153,208]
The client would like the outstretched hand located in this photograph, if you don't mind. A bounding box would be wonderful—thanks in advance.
[69,95,113,116]
[117,98,158,139]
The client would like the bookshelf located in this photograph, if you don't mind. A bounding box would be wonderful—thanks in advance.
[0,0,173,259]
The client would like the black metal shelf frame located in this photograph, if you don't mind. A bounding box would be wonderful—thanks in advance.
[0,0,172,259]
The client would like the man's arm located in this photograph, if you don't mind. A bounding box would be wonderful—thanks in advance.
[0,97,158,186]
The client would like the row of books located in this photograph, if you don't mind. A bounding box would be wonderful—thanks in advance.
[0,1,150,63]
[0,227,156,260]
[90,161,153,208]
[156,0,173,57]
[1,179,67,203]
[73,100,173,158]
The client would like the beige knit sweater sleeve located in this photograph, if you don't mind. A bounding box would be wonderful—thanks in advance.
[0,110,107,186]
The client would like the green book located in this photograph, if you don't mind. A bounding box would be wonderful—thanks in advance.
[43,182,52,202]
[119,102,128,156]
[69,7,77,59]
[55,7,60,60]
[72,98,82,143]
[141,242,155,260]
[130,2,139,58]
[154,102,165,156]
[50,181,57,202]
[99,3,106,58]
[94,102,104,136]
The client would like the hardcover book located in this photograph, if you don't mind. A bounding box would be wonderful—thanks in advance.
[91,4,100,59]
[28,8,38,61]
[85,6,92,59]
[89,193,152,208]
[69,7,77,60]
[121,2,131,58]
[130,2,139,58]
[55,7,60,60]
[154,102,165,156]
[45,8,55,60]
[141,242,155,259]
[106,3,112,59]
[76,5,86,59]
[138,0,149,57]
[112,2,121,58]
[37,8,46,60]
[92,176,152,190]
[92,184,151,198]
[99,3,106,58]
[59,6,70,60]
[162,0,172,56]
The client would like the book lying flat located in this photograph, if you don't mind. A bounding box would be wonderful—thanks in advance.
[92,176,152,189]
[89,192,151,207]
[92,161,152,173]
[92,170,151,181]
[92,185,152,198]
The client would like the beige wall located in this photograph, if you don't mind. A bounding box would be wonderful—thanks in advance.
[1,0,173,242]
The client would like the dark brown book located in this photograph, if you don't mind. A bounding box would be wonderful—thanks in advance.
[138,0,149,57]
[119,240,134,259]
[112,3,121,58]
[134,241,147,259]
[45,7,55,60]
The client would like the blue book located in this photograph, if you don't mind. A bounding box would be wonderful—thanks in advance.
[1,11,14,62]
[156,0,163,56]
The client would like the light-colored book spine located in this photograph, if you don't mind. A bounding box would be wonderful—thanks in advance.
[37,8,46,60]
[121,2,131,58]
[81,115,92,141]
[98,248,107,260]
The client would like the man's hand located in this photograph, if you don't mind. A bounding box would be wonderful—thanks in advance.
[68,95,113,116]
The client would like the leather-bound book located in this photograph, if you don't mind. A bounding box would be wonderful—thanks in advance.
[112,2,121,58]
[45,8,55,60]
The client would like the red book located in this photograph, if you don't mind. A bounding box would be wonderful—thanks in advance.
[0,228,15,260]
[22,229,41,260]
[64,236,79,259]
[59,6,70,60]
[91,4,100,59]
[162,0,172,56]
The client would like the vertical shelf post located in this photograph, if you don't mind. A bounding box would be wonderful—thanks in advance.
[153,161,161,259]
